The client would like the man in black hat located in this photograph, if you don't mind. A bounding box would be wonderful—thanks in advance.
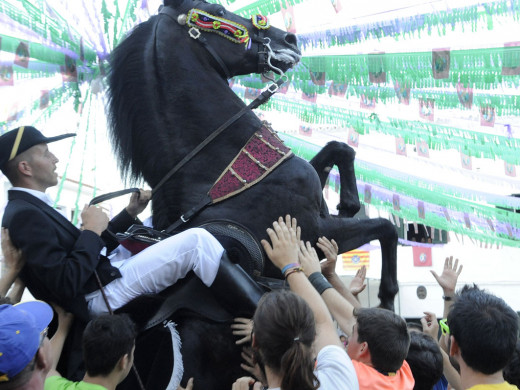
[0,126,263,324]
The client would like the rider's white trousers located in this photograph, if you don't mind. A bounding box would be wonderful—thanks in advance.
[86,228,224,316]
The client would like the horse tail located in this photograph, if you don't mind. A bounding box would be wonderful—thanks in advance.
[107,15,160,184]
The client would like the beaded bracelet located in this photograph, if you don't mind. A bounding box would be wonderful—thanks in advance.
[284,267,303,279]
[308,272,333,294]
[281,263,300,275]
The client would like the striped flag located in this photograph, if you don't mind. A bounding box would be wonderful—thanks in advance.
[342,250,369,271]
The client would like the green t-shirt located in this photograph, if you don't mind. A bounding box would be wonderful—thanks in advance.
[44,376,108,390]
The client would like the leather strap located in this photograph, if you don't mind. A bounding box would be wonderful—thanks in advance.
[89,188,140,206]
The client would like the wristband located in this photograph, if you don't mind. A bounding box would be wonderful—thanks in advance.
[281,263,300,275]
[284,267,303,279]
[442,295,454,301]
[308,272,333,295]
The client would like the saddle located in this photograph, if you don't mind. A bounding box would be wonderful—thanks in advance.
[115,220,285,331]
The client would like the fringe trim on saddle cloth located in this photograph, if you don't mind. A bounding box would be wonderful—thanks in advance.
[164,321,184,390]
[208,122,293,203]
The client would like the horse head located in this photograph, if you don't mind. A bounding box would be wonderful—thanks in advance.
[161,0,301,78]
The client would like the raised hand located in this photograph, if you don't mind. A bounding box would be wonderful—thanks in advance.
[316,237,338,278]
[231,376,262,390]
[1,227,24,273]
[349,265,367,296]
[239,347,267,386]
[231,317,253,345]
[421,311,440,341]
[430,256,463,294]
[298,240,321,277]
[261,215,299,272]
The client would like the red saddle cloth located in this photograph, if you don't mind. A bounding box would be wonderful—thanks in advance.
[208,123,293,203]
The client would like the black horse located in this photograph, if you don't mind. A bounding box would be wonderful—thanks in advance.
[108,0,398,388]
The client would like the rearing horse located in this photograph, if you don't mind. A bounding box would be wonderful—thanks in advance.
[108,0,398,307]
[108,0,398,386]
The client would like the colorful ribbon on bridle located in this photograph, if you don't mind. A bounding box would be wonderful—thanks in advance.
[186,9,270,49]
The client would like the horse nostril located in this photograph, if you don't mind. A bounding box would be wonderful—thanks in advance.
[284,33,298,47]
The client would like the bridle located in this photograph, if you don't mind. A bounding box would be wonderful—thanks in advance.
[158,4,285,79]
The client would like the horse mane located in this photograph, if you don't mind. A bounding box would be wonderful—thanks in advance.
[107,16,160,184]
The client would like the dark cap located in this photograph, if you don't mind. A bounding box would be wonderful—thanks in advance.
[0,126,75,169]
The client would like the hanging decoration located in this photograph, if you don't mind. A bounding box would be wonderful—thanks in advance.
[277,133,520,247]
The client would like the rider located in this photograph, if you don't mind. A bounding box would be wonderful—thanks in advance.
[0,126,264,322]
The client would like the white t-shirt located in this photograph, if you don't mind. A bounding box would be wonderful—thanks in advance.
[315,345,359,390]
[267,345,359,390]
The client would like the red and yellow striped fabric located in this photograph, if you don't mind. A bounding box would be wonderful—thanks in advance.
[342,250,370,271]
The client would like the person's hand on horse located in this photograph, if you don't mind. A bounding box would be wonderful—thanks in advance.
[298,240,321,277]
[239,346,267,386]
[232,376,262,390]
[231,317,253,345]
[349,265,367,296]
[126,189,152,218]
[0,228,25,298]
[430,256,463,295]
[177,378,194,390]
[421,311,439,342]
[1,227,24,274]
[261,215,300,272]
[316,236,338,279]
[81,205,109,236]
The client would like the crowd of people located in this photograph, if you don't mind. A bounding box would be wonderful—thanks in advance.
[0,125,519,390]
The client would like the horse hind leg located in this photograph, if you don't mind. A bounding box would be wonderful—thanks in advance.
[309,141,360,218]
[318,216,399,311]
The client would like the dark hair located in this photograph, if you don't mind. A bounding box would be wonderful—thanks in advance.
[448,284,519,375]
[355,307,410,373]
[504,340,520,387]
[82,314,137,377]
[406,321,424,333]
[406,332,443,390]
[253,290,318,390]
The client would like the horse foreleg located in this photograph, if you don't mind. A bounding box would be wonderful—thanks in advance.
[318,216,398,311]
[309,141,360,217]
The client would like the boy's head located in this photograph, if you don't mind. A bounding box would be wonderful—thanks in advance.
[348,308,410,373]
[0,301,53,388]
[448,285,519,375]
[406,331,443,390]
[83,314,136,380]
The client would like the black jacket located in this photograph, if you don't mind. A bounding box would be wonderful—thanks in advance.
[2,190,137,322]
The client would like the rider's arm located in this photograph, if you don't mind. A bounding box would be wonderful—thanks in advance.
[9,207,105,299]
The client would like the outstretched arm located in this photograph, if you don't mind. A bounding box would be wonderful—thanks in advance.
[47,305,74,378]
[430,256,462,318]
[261,216,342,352]
[298,240,356,338]
[317,237,361,310]
[421,311,462,390]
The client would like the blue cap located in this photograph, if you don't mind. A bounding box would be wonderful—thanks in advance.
[0,301,53,382]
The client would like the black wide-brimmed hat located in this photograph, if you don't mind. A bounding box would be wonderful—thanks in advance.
[0,126,75,169]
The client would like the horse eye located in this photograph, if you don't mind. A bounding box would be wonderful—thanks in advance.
[216,7,225,16]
